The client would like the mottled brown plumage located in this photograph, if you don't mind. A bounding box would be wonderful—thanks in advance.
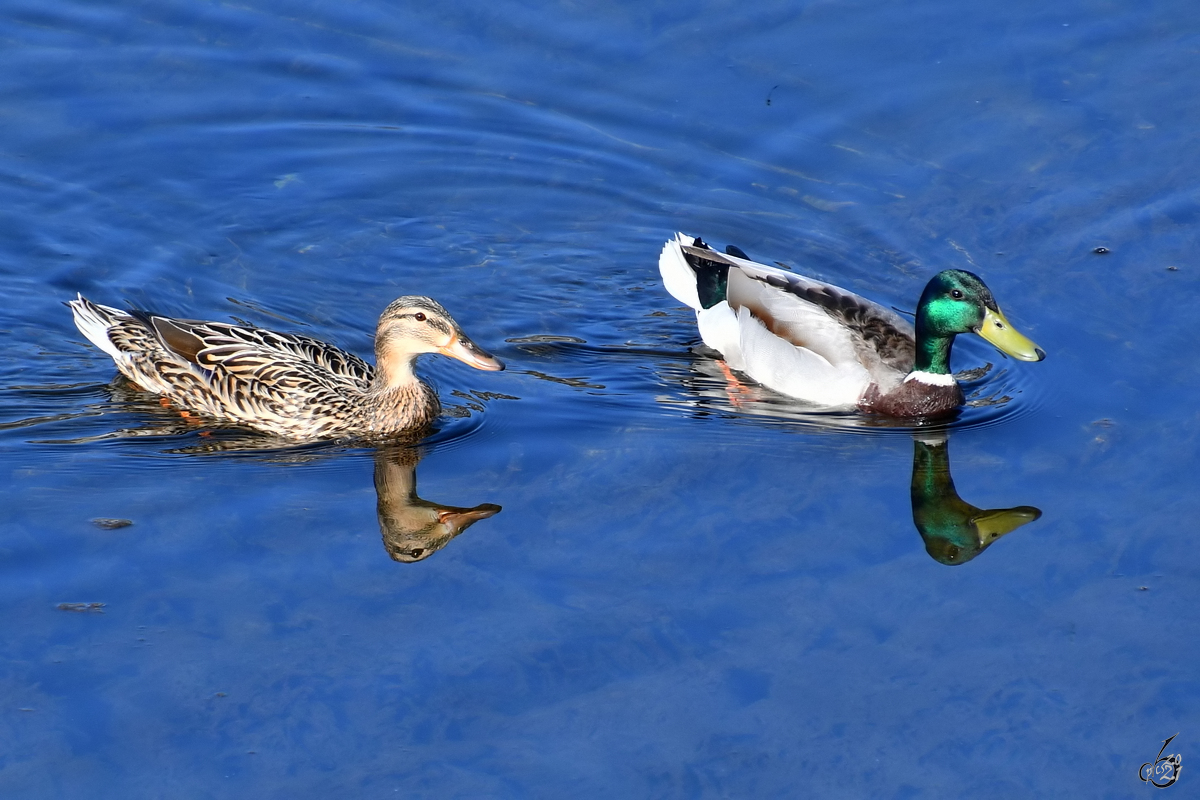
[68,294,504,440]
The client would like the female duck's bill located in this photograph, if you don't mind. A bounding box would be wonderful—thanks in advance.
[439,332,504,371]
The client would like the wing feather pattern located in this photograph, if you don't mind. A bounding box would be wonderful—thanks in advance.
[664,234,919,406]
[68,296,379,437]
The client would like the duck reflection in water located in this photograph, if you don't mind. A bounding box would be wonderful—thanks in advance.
[654,361,1041,564]
[49,377,501,563]
[911,431,1040,565]
[373,443,501,563]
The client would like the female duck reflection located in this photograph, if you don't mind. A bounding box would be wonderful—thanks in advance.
[373,442,500,562]
[62,399,503,563]
[910,431,1040,565]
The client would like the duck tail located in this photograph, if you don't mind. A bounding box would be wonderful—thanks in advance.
[66,294,128,361]
[659,233,704,309]
[659,233,732,311]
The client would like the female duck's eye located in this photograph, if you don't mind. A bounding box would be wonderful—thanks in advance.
[414,312,426,322]
[950,289,964,299]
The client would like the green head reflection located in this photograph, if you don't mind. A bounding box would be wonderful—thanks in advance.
[910,433,1041,565]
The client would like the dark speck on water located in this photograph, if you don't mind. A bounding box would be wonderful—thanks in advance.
[57,603,106,613]
[91,518,133,530]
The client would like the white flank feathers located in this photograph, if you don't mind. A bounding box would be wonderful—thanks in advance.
[695,301,744,370]
[736,306,866,407]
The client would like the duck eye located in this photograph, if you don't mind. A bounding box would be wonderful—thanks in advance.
[414,312,426,322]
[950,289,964,299]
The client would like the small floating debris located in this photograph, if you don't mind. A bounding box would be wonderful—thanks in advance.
[92,518,133,530]
[1167,265,1178,271]
[57,602,106,613]
[1092,246,1110,255]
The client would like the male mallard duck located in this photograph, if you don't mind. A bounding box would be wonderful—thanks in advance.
[659,233,1045,417]
[67,294,504,439]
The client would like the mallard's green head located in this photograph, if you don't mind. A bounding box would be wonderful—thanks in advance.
[913,270,1045,373]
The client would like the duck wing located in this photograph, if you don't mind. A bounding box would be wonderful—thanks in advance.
[70,296,372,436]
[723,254,916,379]
[134,314,373,433]
[143,316,375,390]
[660,234,916,406]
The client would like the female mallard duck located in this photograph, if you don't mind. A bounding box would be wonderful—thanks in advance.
[67,294,504,439]
[659,233,1044,417]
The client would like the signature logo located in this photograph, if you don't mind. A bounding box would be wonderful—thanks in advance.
[1140,733,1182,788]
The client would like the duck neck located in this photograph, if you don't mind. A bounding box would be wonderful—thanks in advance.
[371,350,419,393]
[365,347,439,433]
[911,437,961,515]
[913,318,955,375]
[911,438,979,564]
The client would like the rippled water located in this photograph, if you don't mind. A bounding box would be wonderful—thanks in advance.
[2,1,1198,797]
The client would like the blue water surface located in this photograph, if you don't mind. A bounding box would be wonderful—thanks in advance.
[1,1,1198,797]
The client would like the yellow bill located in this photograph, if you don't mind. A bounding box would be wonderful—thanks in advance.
[976,307,1046,362]
[972,505,1042,545]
